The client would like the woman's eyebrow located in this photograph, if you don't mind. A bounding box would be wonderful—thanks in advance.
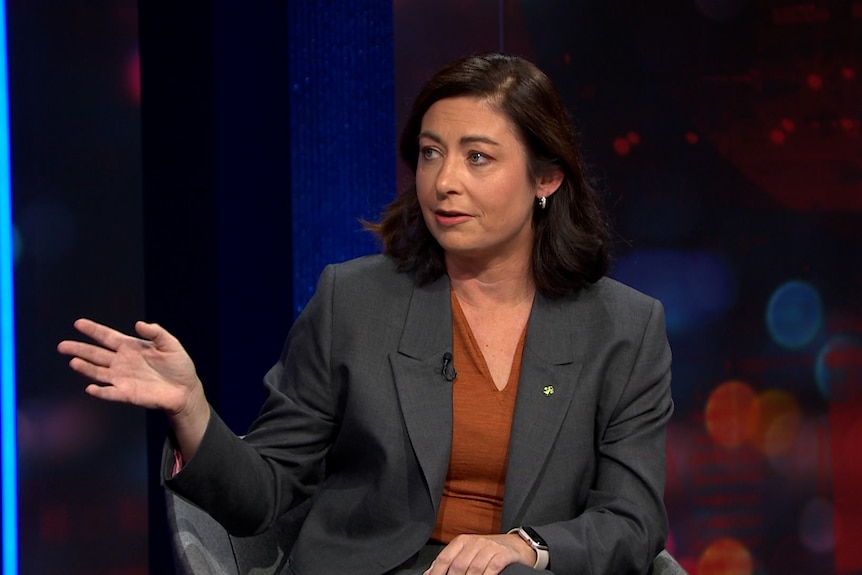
[418,130,500,147]
[460,135,500,147]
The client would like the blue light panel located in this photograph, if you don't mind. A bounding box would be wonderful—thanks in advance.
[0,0,17,572]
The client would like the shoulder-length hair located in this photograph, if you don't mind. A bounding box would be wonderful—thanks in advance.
[367,52,610,298]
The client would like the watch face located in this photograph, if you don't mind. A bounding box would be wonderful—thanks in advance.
[522,526,549,549]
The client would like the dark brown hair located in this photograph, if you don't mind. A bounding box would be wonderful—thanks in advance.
[367,52,610,298]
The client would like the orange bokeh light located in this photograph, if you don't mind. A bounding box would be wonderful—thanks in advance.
[705,381,803,455]
[698,538,754,575]
[747,389,801,456]
[705,381,756,448]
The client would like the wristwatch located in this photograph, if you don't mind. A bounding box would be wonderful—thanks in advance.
[512,526,550,570]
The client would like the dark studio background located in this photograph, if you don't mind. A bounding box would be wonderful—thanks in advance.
[5,0,861,573]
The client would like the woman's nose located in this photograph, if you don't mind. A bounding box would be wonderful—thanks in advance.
[435,156,462,196]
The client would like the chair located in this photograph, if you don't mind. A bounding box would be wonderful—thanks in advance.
[166,488,308,575]
[166,489,688,574]
[652,549,688,575]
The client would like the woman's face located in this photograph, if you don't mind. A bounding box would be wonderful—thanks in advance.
[415,96,560,270]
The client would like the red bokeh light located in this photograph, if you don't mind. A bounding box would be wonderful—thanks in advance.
[830,403,862,571]
[119,496,148,534]
[613,137,631,156]
[769,129,786,145]
[41,504,70,542]
[124,50,141,105]
[806,73,823,91]
[839,117,858,132]
[780,118,796,132]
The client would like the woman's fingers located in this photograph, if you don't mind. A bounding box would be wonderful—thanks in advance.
[59,319,167,366]
[57,340,115,368]
[84,382,130,403]
[58,318,202,415]
[134,320,160,340]
[67,354,123,383]
[135,321,178,351]
[73,317,142,350]
[59,319,157,386]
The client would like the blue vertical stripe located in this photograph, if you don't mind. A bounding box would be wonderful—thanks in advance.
[287,1,395,315]
[0,0,16,573]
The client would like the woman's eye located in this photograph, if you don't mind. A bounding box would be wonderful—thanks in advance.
[469,152,489,165]
[421,147,439,160]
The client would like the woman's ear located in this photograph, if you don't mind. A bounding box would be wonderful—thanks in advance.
[536,169,564,198]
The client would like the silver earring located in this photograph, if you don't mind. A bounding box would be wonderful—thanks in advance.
[538,196,547,210]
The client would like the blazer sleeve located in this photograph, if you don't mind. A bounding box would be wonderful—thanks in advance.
[538,297,673,574]
[164,264,341,536]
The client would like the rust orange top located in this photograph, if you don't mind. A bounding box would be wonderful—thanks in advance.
[431,291,527,542]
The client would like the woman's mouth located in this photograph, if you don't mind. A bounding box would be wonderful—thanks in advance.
[434,210,472,226]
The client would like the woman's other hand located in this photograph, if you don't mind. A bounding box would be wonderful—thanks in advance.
[424,533,536,575]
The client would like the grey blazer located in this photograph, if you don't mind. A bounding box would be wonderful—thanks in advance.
[166,254,673,575]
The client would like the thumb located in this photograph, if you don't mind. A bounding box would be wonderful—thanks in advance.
[134,321,177,350]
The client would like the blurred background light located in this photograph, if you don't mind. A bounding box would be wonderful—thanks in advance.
[746,389,801,456]
[0,0,17,571]
[11,224,18,264]
[612,249,736,333]
[697,537,754,575]
[765,280,823,349]
[767,417,827,488]
[612,136,632,157]
[799,497,834,554]
[815,335,862,402]
[705,380,757,448]
[15,200,75,262]
[123,49,140,105]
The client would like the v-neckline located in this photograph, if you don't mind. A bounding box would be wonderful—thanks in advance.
[450,290,529,392]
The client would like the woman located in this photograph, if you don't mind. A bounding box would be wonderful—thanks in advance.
[58,53,673,574]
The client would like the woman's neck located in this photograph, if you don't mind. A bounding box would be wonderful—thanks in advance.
[446,256,536,309]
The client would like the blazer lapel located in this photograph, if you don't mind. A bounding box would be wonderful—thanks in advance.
[389,274,454,513]
[502,291,584,528]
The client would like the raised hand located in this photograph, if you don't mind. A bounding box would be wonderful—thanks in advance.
[57,318,210,458]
